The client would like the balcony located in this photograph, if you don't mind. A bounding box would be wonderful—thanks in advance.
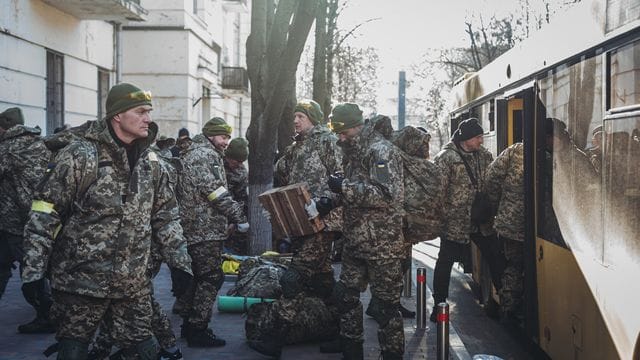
[223,0,249,13]
[221,67,249,93]
[41,0,147,22]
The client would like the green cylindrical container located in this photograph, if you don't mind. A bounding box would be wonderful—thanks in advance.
[217,296,275,313]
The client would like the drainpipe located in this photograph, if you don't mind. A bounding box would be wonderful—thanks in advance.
[114,22,122,83]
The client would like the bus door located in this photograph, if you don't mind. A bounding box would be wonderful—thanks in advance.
[496,87,539,341]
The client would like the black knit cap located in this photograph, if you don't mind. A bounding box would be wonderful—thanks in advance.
[453,118,483,142]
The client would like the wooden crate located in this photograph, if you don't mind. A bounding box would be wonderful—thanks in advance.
[259,182,324,238]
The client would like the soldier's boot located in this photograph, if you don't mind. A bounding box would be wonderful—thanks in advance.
[18,315,56,334]
[186,325,226,348]
[318,338,341,353]
[158,348,183,360]
[381,351,403,360]
[247,339,282,358]
[399,304,415,319]
[341,338,363,360]
[87,346,111,360]
[57,338,89,360]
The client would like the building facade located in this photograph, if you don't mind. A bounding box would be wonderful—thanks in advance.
[122,0,251,139]
[0,0,146,133]
[1,0,251,139]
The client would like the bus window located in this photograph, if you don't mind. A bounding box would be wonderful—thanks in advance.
[610,40,640,109]
[536,54,604,261]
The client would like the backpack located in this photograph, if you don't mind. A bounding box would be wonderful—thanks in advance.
[389,123,446,243]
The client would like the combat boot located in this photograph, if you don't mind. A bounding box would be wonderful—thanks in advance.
[158,348,183,360]
[399,304,415,318]
[186,325,226,347]
[381,351,403,360]
[87,346,111,360]
[17,315,56,334]
[247,339,282,358]
[341,338,363,360]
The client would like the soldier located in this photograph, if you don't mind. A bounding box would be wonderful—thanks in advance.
[274,99,342,300]
[431,118,505,322]
[327,104,405,360]
[21,83,193,359]
[0,107,55,334]
[224,137,249,255]
[152,135,176,158]
[170,128,189,157]
[485,142,525,324]
[175,117,248,347]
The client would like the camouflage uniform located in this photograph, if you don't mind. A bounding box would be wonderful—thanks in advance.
[224,159,249,255]
[432,141,504,305]
[334,116,405,357]
[485,143,525,314]
[22,119,192,351]
[274,125,342,299]
[175,134,245,329]
[0,125,52,318]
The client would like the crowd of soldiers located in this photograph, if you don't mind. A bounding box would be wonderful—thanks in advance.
[0,81,528,360]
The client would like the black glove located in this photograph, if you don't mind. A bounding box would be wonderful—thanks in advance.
[328,173,344,194]
[316,196,334,216]
[170,268,193,298]
[22,278,45,307]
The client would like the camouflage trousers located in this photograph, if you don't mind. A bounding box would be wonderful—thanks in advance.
[179,241,224,328]
[245,294,339,345]
[92,288,176,353]
[285,231,336,298]
[499,235,524,313]
[51,290,153,348]
[336,252,404,355]
[0,231,24,299]
[290,231,335,277]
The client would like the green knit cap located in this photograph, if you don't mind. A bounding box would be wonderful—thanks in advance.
[328,103,363,133]
[0,107,25,130]
[202,117,232,137]
[226,137,249,162]
[105,83,152,120]
[294,100,324,125]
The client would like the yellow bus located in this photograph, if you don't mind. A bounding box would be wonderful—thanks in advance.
[448,1,640,358]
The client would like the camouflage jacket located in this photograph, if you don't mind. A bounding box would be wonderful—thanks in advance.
[224,160,248,212]
[339,116,405,259]
[274,125,343,231]
[22,119,192,298]
[392,127,445,244]
[0,125,51,235]
[484,143,524,242]
[176,134,245,245]
[434,141,494,244]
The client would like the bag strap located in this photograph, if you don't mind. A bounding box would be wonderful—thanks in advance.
[455,149,478,190]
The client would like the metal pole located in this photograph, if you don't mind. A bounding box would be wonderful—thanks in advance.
[436,302,450,360]
[398,70,406,129]
[114,22,122,84]
[416,267,427,329]
[402,261,411,297]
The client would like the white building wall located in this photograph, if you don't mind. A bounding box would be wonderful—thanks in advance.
[123,0,251,140]
[0,1,115,133]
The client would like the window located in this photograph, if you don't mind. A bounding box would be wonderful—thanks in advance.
[536,54,603,256]
[610,40,640,109]
[46,50,64,135]
[97,68,110,120]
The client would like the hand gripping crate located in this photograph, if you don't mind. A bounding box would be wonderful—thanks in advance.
[259,182,325,238]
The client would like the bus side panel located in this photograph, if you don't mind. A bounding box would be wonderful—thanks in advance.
[536,238,618,360]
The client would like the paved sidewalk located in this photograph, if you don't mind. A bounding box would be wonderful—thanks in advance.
[0,250,471,359]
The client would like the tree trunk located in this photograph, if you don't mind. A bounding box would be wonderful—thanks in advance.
[312,0,328,120]
[246,0,317,255]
